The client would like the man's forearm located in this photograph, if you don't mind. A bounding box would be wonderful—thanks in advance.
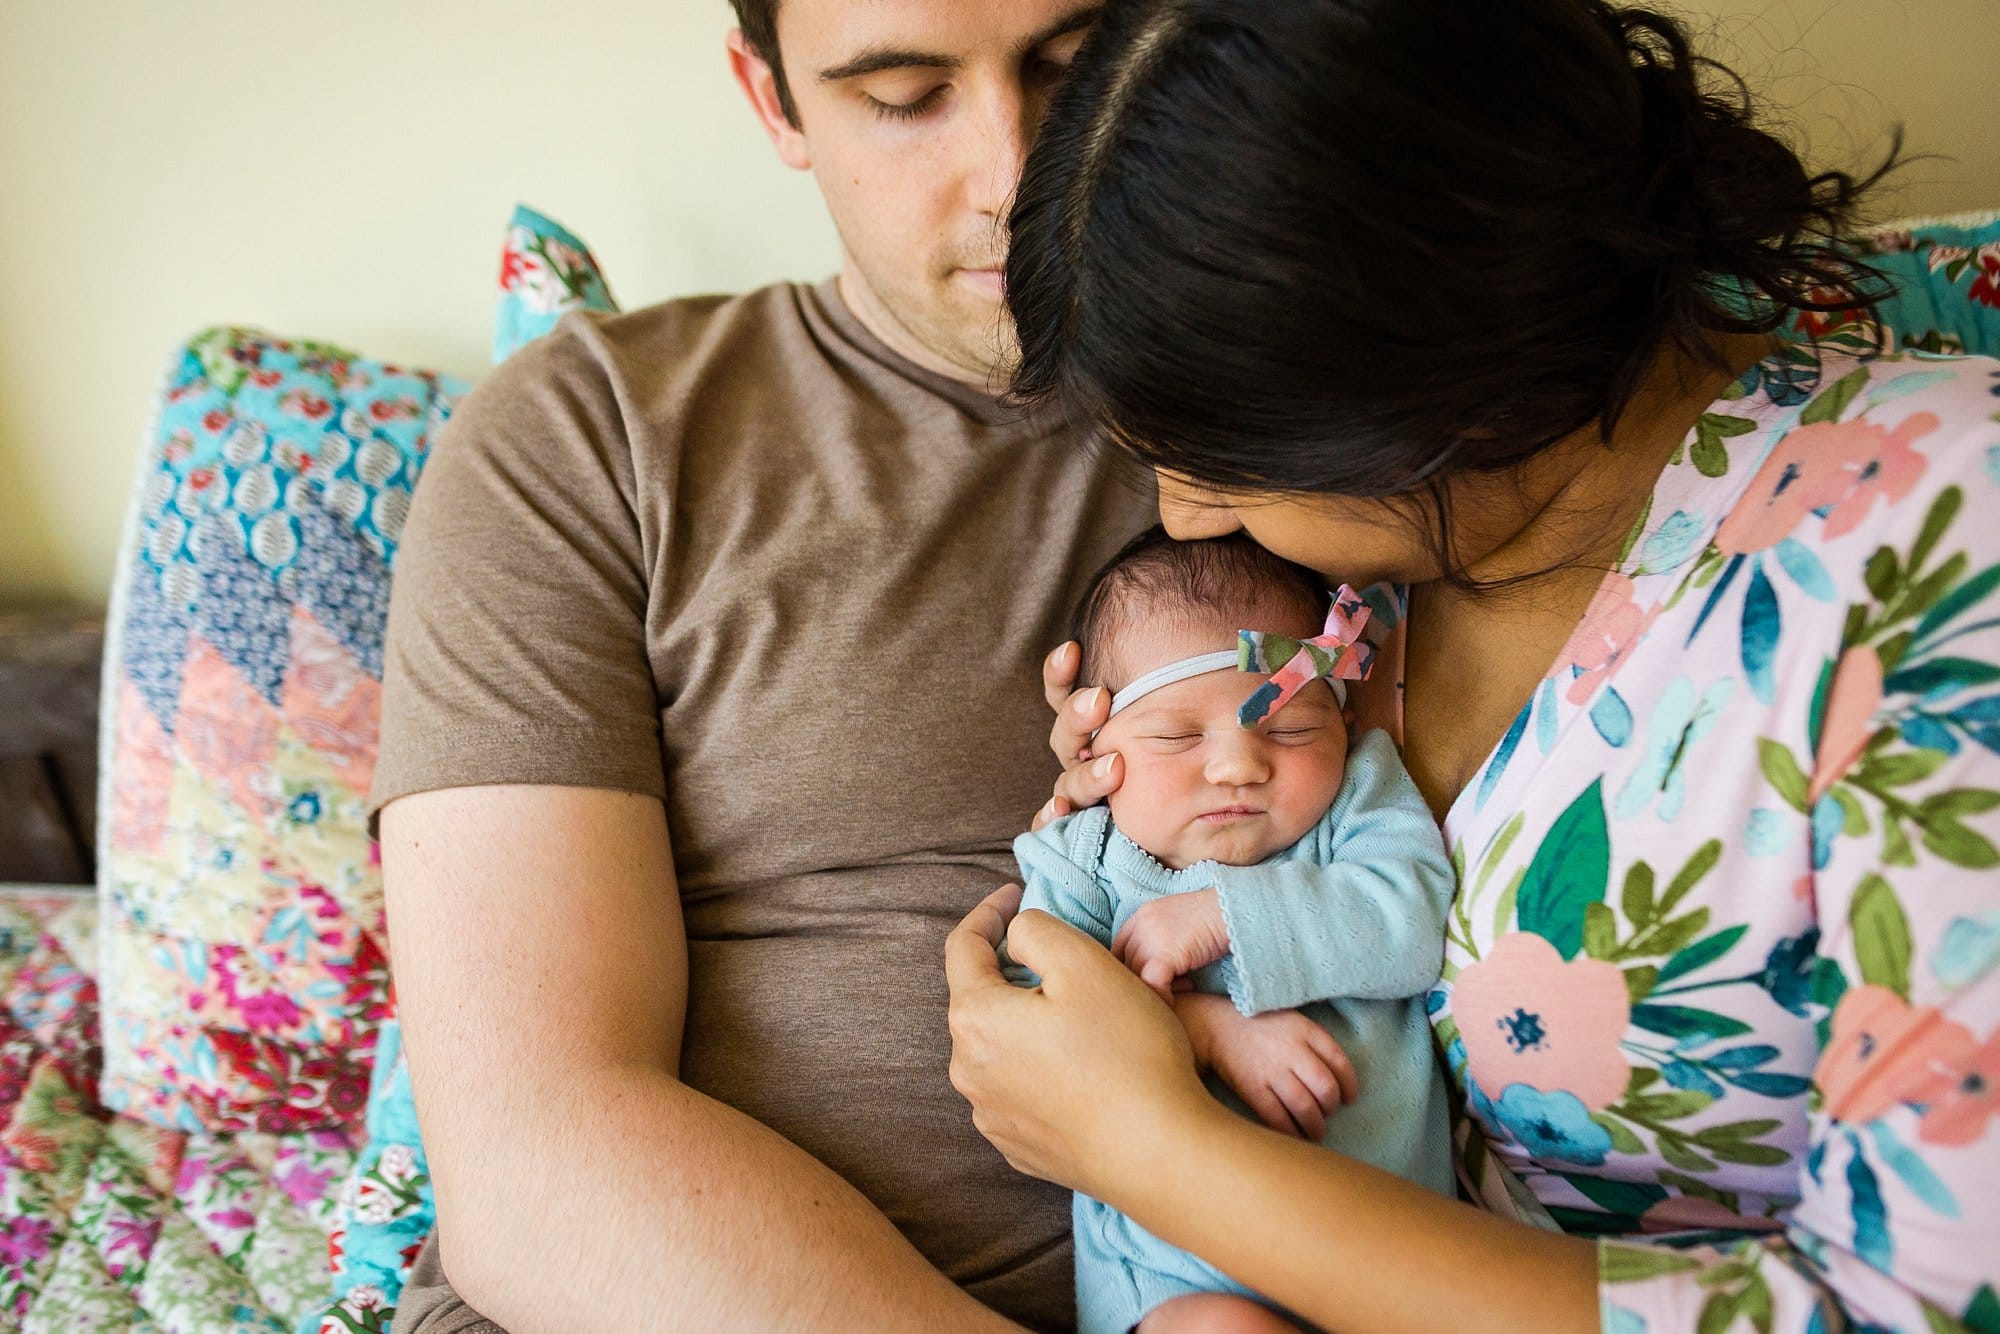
[439,1063,1021,1334]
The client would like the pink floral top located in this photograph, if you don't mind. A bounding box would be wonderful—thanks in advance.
[1363,349,2000,1331]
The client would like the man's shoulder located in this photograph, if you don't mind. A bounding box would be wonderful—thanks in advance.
[527,281,822,389]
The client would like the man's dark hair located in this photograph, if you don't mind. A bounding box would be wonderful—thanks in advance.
[729,0,798,125]
[1071,526,1326,692]
[1007,0,1900,582]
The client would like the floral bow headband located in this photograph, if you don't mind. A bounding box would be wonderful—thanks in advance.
[1105,584,1376,728]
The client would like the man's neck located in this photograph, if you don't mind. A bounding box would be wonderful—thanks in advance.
[835,265,995,389]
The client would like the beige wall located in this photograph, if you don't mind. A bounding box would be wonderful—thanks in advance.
[2,0,1995,609]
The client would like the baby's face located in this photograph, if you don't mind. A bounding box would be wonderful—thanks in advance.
[1095,622,1350,870]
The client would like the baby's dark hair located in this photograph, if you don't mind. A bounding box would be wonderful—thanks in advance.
[1072,527,1328,692]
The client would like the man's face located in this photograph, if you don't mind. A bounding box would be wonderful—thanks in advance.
[732,0,1096,383]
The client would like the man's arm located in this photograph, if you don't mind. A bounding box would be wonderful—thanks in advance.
[384,783,1021,1333]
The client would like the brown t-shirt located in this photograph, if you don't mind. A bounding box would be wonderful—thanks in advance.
[371,279,1156,1330]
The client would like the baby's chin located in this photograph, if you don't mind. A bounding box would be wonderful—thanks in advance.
[1122,813,1299,870]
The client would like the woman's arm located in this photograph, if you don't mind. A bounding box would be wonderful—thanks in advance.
[947,891,1599,1334]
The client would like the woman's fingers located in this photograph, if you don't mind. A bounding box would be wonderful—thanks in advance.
[1042,642,1082,713]
[944,883,1025,997]
[997,907,1113,995]
[1047,685,1112,766]
[1053,748,1122,813]
[1275,1071,1326,1142]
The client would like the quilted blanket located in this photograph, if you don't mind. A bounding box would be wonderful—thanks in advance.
[0,886,358,1331]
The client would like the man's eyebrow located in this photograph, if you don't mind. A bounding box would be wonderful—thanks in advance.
[817,4,1102,84]
[817,46,962,84]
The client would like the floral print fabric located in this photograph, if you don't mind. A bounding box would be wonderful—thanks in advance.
[1421,345,2000,1332]
[0,888,355,1331]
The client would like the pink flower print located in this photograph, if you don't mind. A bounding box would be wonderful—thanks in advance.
[250,368,285,389]
[1817,985,1973,1125]
[1639,1195,1783,1234]
[1452,932,1632,1111]
[1716,413,1937,555]
[0,1216,54,1267]
[1970,245,2000,310]
[210,946,304,1034]
[1549,575,1653,704]
[280,389,333,422]
[1820,414,1930,540]
[1918,1024,2000,1146]
[274,1159,335,1209]
[105,1216,159,1268]
[1810,646,1884,803]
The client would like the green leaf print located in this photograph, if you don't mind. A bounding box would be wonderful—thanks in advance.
[1757,739,1810,813]
[1584,902,1619,960]
[1691,413,1757,477]
[1621,862,1656,925]
[1660,840,1723,917]
[1799,365,1870,426]
[1658,925,1751,985]
[1850,874,1914,997]
[1517,780,1611,959]
[1601,1243,1704,1284]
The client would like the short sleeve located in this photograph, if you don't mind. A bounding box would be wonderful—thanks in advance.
[368,316,665,833]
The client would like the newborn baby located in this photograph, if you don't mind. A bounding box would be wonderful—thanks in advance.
[1002,528,1456,1334]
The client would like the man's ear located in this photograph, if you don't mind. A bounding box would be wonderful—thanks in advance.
[727,29,811,172]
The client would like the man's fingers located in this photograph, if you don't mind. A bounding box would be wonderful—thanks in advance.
[1053,749,1121,811]
[944,883,1025,995]
[1307,1029,1360,1105]
[1042,642,1082,713]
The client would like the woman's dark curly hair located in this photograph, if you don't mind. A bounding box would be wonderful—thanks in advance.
[1006,0,1899,515]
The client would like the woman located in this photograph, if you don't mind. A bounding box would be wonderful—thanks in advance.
[945,1,2000,1330]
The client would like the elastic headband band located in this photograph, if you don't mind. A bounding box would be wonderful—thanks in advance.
[1107,651,1241,718]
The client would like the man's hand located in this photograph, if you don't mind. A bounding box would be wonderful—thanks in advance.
[1035,642,1124,830]
[1175,994,1357,1142]
[1113,888,1231,1002]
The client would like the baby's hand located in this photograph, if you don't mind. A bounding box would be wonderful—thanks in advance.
[1206,1006,1357,1141]
[1113,888,1231,1002]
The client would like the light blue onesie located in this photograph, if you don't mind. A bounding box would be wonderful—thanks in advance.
[1003,729,1457,1334]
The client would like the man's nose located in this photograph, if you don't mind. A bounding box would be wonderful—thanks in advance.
[1204,732,1271,787]
[1157,473,1243,540]
[965,83,1033,221]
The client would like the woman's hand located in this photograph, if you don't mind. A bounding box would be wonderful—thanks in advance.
[945,883,1218,1198]
[1035,642,1124,831]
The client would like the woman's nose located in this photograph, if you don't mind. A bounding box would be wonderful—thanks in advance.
[1155,472,1242,540]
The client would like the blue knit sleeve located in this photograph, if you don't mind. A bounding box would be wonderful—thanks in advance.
[1212,729,1455,1013]
[1001,810,1118,988]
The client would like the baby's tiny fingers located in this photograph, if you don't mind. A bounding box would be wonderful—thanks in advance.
[1308,1029,1360,1105]
[1276,1073,1326,1142]
[1296,1059,1345,1115]
[1245,1086,1303,1139]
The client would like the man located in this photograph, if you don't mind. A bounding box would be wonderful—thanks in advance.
[374,0,1153,1329]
